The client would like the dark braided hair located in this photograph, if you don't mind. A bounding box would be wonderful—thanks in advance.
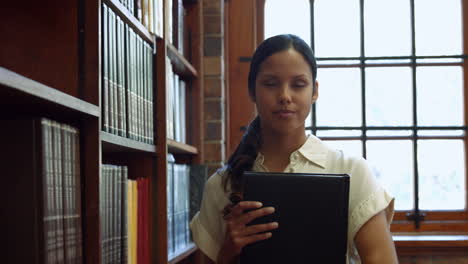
[224,34,318,198]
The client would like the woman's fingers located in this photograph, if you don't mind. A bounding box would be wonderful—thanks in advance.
[239,206,275,225]
[238,222,279,237]
[236,232,273,248]
[233,201,263,215]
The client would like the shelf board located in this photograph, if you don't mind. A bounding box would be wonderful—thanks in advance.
[167,43,198,80]
[168,243,198,264]
[101,131,156,153]
[0,67,99,118]
[167,139,198,155]
[103,0,157,43]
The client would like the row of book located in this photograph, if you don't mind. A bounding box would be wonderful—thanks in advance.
[115,0,164,37]
[115,0,185,53]
[102,3,155,144]
[169,0,186,54]
[3,118,83,263]
[100,165,150,264]
[167,155,191,257]
[166,59,187,142]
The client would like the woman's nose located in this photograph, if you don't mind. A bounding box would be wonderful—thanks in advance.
[278,86,292,104]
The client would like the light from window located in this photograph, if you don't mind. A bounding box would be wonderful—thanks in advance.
[364,0,412,57]
[264,0,311,45]
[418,140,466,210]
[415,0,462,56]
[315,68,362,127]
[367,140,414,210]
[366,67,413,126]
[314,0,360,57]
[417,66,463,126]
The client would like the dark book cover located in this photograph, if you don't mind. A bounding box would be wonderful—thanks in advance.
[240,172,350,264]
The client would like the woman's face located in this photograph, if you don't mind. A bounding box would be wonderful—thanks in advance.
[253,49,318,136]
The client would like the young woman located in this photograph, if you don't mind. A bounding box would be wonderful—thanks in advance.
[190,34,397,264]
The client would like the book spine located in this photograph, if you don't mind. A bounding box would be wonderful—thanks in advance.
[131,180,138,264]
[144,42,150,144]
[184,165,190,245]
[179,80,186,143]
[136,36,143,143]
[112,11,119,137]
[43,119,58,263]
[148,44,154,145]
[125,25,133,140]
[108,9,115,135]
[61,125,71,263]
[100,165,105,264]
[116,15,124,137]
[121,167,128,264]
[51,121,65,263]
[140,38,146,144]
[120,18,127,138]
[127,180,133,264]
[116,166,122,263]
[102,4,109,133]
[131,30,138,141]
[71,126,83,263]
[173,74,180,142]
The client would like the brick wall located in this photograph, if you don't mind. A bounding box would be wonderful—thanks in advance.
[202,0,225,176]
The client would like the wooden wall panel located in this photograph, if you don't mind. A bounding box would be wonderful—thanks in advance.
[227,0,258,156]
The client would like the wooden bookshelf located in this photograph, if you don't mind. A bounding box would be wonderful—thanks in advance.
[0,67,100,118]
[1,0,205,263]
[102,131,157,153]
[167,43,198,80]
[168,139,199,155]
[103,0,155,43]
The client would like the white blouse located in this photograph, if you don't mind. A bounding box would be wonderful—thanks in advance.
[190,135,394,263]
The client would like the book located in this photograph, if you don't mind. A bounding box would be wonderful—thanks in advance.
[2,119,82,264]
[240,172,350,264]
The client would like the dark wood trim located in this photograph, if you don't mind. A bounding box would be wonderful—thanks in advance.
[101,131,156,153]
[185,0,204,164]
[103,0,156,43]
[394,233,468,256]
[154,35,169,263]
[256,0,265,44]
[0,67,100,118]
[168,243,198,264]
[81,119,101,264]
[167,43,198,80]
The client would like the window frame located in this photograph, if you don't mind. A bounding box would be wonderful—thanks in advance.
[259,0,468,233]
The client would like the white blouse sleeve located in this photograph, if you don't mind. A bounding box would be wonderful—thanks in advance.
[345,156,395,246]
[189,170,230,261]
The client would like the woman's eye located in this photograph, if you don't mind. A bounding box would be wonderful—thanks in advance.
[293,82,307,88]
[263,82,277,87]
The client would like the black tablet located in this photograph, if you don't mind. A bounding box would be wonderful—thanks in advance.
[240,171,350,264]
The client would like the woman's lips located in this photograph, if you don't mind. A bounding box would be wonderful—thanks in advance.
[274,110,295,118]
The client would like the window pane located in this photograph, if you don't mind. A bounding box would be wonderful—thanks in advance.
[366,67,412,126]
[418,140,466,210]
[265,0,310,45]
[316,68,361,126]
[417,130,464,137]
[364,0,411,57]
[323,140,363,158]
[314,0,360,57]
[415,0,462,56]
[317,130,362,137]
[367,130,413,137]
[416,66,463,126]
[367,140,414,210]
